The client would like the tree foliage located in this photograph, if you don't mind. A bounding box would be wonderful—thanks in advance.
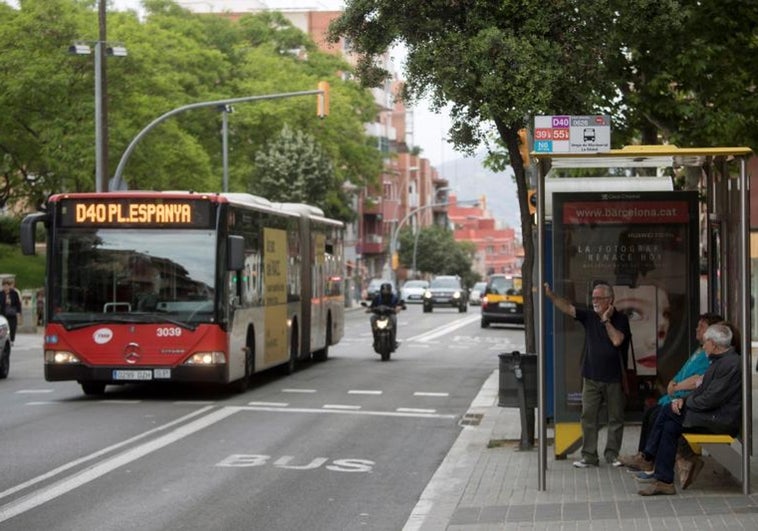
[250,124,334,208]
[397,225,478,284]
[330,0,758,352]
[0,0,382,221]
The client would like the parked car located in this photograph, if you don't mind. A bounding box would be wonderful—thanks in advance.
[468,281,487,305]
[0,315,10,379]
[400,279,429,303]
[423,275,468,313]
[481,275,524,327]
[365,278,397,301]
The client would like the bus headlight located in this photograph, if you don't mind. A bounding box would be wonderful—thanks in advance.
[184,352,227,365]
[45,350,80,364]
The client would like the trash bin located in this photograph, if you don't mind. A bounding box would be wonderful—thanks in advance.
[498,351,537,450]
[498,351,537,408]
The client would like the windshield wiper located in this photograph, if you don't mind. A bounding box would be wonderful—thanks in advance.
[57,314,197,332]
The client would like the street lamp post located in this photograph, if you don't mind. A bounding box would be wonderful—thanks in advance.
[69,40,127,192]
[389,197,478,284]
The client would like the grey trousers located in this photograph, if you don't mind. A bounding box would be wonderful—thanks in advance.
[580,377,625,464]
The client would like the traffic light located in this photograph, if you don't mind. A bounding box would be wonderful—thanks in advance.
[528,189,537,215]
[317,81,330,117]
[517,128,531,168]
[391,252,399,270]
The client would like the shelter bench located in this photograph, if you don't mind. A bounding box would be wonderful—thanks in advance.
[683,433,743,481]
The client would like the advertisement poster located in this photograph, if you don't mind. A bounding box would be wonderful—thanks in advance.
[552,192,699,421]
[264,228,288,365]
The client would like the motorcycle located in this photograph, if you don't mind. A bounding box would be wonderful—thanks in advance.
[361,301,405,361]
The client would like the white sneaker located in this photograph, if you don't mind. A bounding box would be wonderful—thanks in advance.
[572,459,597,468]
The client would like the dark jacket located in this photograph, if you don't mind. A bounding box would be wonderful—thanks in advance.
[0,289,22,318]
[683,348,742,436]
[371,292,400,308]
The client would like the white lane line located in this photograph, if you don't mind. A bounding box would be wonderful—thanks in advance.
[248,401,288,407]
[281,388,317,393]
[173,401,216,406]
[25,402,58,406]
[414,392,449,397]
[240,405,456,420]
[0,405,215,503]
[397,408,437,414]
[407,314,480,343]
[348,390,382,395]
[98,400,141,404]
[0,406,235,524]
[16,389,54,394]
[323,404,362,410]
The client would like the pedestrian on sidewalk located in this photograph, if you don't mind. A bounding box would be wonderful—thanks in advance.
[544,282,631,468]
[637,322,741,496]
[0,278,22,344]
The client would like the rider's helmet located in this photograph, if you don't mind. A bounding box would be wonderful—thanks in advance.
[380,283,393,298]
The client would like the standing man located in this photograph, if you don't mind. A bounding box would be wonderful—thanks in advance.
[637,322,741,495]
[0,278,23,344]
[545,282,631,468]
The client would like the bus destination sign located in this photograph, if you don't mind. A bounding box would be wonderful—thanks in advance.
[533,115,611,154]
[59,198,214,228]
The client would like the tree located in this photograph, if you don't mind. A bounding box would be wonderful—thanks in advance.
[0,0,382,220]
[397,225,477,282]
[329,0,758,354]
[249,124,335,210]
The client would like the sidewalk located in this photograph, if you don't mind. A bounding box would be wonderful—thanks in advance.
[404,370,758,530]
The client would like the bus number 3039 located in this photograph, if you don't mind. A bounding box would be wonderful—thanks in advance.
[157,327,183,337]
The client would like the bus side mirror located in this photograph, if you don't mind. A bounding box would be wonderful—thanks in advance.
[227,235,245,271]
[20,212,48,256]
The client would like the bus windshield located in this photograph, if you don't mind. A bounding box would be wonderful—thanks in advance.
[50,228,217,328]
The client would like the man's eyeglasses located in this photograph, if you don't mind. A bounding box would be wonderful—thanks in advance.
[591,296,610,301]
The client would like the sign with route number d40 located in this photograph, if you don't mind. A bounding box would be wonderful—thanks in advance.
[533,115,611,154]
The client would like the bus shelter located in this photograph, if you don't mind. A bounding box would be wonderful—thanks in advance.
[534,146,754,493]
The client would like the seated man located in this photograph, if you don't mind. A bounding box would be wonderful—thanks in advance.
[618,312,723,479]
[636,323,741,496]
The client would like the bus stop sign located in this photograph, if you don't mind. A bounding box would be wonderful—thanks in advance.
[533,115,611,153]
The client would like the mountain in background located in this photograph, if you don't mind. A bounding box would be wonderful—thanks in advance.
[436,151,521,231]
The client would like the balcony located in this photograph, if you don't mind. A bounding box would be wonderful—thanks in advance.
[358,233,384,255]
[362,197,382,215]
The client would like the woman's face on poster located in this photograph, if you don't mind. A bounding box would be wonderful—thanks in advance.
[613,285,671,375]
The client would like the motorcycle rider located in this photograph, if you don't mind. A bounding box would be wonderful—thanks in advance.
[368,282,403,349]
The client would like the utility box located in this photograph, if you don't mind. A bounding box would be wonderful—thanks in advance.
[498,351,538,408]
[20,288,36,333]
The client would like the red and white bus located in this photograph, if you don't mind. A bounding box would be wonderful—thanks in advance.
[21,192,344,395]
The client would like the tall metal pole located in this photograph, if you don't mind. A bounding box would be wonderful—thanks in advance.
[389,198,477,285]
[95,0,108,193]
[221,107,229,192]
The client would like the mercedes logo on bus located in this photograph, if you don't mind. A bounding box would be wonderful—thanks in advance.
[123,342,142,365]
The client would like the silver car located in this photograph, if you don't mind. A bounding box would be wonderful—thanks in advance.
[468,281,487,305]
[400,280,429,303]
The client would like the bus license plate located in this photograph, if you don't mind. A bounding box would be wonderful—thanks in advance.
[113,370,153,381]
[153,369,171,379]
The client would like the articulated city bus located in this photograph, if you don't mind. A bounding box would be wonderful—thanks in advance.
[21,192,344,395]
